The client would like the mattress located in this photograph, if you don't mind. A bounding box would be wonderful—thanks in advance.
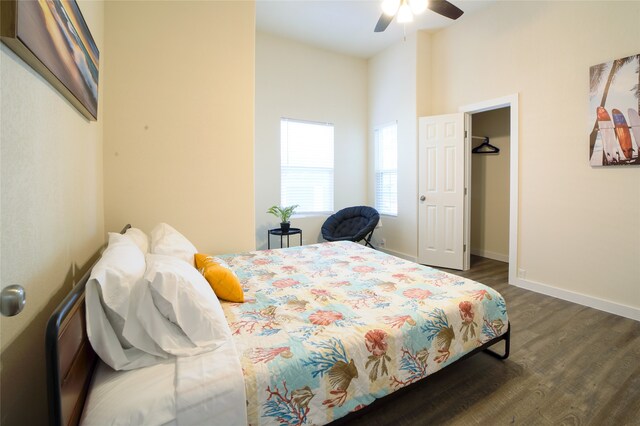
[219,241,508,425]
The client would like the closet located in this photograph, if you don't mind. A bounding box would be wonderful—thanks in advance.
[470,108,510,262]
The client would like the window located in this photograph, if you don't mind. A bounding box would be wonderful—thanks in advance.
[280,118,334,214]
[375,122,398,216]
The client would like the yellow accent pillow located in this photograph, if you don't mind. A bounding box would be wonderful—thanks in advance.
[194,253,244,303]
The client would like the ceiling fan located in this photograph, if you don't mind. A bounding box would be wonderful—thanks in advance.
[374,0,464,32]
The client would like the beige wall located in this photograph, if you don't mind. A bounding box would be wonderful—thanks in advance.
[103,1,255,255]
[368,33,420,259]
[430,1,640,312]
[416,31,432,118]
[255,32,368,249]
[0,1,105,423]
[470,108,510,261]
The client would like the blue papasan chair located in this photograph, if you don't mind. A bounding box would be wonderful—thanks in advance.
[321,206,380,249]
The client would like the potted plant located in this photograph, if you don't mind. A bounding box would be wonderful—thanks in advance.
[267,204,299,233]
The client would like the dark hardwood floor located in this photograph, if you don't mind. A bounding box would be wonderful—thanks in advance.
[347,256,640,425]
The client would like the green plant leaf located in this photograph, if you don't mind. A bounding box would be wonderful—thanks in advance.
[266,204,299,222]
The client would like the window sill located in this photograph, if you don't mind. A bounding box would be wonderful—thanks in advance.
[292,212,333,219]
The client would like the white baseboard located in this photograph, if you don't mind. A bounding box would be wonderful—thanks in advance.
[470,248,509,263]
[376,246,417,263]
[512,277,640,322]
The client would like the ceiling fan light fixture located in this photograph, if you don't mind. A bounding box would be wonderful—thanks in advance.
[375,0,463,33]
[408,0,428,15]
[381,0,400,16]
[396,1,413,23]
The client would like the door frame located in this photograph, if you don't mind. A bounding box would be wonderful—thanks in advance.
[459,94,519,284]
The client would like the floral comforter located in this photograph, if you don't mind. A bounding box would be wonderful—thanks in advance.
[218,242,508,425]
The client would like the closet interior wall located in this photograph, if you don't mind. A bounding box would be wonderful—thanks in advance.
[470,107,511,262]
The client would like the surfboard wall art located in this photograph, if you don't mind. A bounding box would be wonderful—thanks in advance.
[0,0,99,120]
[589,54,640,166]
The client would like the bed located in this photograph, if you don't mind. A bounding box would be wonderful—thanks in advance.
[46,224,510,426]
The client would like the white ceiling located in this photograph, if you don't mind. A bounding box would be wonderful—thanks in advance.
[256,0,496,58]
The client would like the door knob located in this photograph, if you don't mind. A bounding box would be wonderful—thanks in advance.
[1,285,26,317]
[419,195,426,201]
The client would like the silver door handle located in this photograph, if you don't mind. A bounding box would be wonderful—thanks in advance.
[1,285,26,317]
[419,195,426,201]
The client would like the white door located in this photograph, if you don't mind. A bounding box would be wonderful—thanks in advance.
[418,113,467,270]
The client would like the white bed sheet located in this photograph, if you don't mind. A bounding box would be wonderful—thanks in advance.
[81,340,247,426]
[175,340,247,426]
[81,358,176,425]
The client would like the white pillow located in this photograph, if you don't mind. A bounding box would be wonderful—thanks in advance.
[91,233,143,336]
[136,254,231,356]
[125,227,149,253]
[86,284,166,371]
[150,223,197,266]
[86,233,166,370]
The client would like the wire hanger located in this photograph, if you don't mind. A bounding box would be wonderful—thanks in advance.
[472,136,500,154]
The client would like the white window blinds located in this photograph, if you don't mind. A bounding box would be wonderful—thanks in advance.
[375,123,398,216]
[281,118,334,214]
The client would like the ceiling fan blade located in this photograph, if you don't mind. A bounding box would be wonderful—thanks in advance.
[428,0,464,20]
[374,13,394,32]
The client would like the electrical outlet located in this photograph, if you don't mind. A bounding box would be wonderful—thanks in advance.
[518,268,526,279]
[379,238,386,248]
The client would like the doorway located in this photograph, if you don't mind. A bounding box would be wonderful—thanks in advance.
[416,94,518,282]
[461,94,519,284]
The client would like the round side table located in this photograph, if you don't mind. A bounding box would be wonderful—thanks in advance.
[268,228,302,249]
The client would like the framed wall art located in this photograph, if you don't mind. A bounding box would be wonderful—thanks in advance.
[1,0,99,120]
[589,54,639,166]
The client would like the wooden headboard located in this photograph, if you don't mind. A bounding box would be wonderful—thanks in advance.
[45,225,131,426]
